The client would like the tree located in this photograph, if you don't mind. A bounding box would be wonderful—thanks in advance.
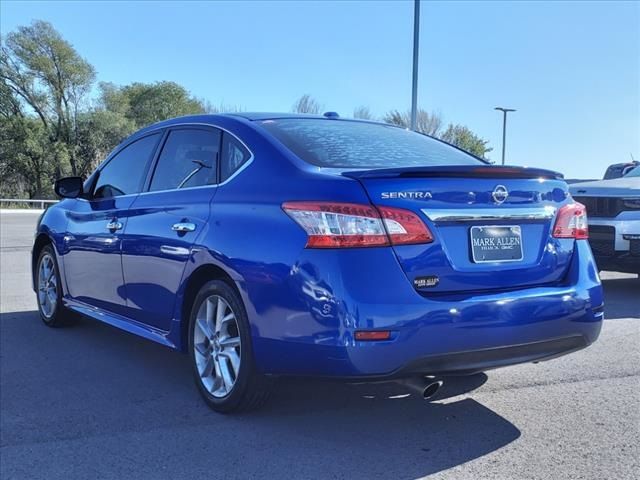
[440,124,492,158]
[382,107,491,158]
[383,108,443,136]
[0,19,494,200]
[1,20,95,177]
[0,20,237,199]
[0,116,56,198]
[75,109,136,176]
[292,94,321,114]
[353,106,374,120]
[0,80,22,118]
[99,81,207,128]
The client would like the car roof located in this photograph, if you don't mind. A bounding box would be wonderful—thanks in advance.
[144,112,350,125]
[139,112,370,128]
[134,114,237,133]
[117,112,382,159]
[227,112,332,121]
[230,112,388,123]
[131,112,382,140]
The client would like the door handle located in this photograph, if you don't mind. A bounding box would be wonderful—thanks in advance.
[172,222,196,233]
[106,220,123,231]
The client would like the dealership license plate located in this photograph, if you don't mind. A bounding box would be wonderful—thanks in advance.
[470,225,523,263]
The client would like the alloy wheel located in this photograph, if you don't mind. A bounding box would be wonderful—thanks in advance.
[37,253,57,318]
[193,295,242,398]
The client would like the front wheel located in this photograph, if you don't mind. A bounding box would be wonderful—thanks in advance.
[188,280,271,412]
[36,245,72,327]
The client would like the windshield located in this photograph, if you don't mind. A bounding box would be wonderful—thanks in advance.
[259,118,484,168]
[625,166,640,177]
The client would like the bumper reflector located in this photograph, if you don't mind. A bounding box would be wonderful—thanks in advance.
[355,330,391,341]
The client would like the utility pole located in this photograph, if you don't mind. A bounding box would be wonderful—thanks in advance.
[494,107,516,165]
[410,0,420,131]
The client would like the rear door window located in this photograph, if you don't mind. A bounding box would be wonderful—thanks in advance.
[220,133,251,182]
[149,128,221,192]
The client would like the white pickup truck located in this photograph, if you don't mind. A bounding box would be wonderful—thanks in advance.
[570,166,640,275]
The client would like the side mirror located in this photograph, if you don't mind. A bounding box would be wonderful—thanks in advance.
[54,176,84,199]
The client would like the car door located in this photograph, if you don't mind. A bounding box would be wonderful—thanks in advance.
[63,132,161,316]
[120,126,223,331]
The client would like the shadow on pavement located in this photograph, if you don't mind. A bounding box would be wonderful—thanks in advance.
[601,276,639,319]
[0,310,519,479]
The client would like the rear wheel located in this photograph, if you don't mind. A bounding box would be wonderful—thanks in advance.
[188,280,271,412]
[36,245,72,327]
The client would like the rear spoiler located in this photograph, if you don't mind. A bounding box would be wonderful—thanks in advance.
[342,165,564,180]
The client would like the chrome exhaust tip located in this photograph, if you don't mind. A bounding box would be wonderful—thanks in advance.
[401,377,443,400]
[422,380,443,400]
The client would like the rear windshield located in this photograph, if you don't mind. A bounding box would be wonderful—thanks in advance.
[259,118,484,168]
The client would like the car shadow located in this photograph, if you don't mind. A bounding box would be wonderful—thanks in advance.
[1,310,520,479]
[601,275,639,319]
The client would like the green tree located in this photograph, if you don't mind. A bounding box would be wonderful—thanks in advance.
[0,20,95,177]
[75,109,136,176]
[99,81,207,128]
[0,80,22,118]
[382,108,491,158]
[0,20,228,199]
[440,124,492,158]
[0,116,57,198]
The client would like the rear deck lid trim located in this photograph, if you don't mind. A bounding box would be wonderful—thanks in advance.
[422,206,557,223]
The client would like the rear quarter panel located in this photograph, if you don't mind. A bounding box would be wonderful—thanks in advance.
[173,118,387,356]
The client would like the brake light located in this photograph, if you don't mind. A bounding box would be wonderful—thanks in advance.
[552,202,588,239]
[282,202,388,248]
[282,201,433,248]
[377,206,434,245]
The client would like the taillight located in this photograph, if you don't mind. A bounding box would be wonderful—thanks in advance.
[282,202,388,248]
[552,202,588,239]
[377,206,434,245]
[282,201,433,248]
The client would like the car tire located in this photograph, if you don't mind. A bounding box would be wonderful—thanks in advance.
[188,279,271,413]
[35,245,73,327]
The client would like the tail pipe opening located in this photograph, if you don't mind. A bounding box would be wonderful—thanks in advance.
[401,377,443,400]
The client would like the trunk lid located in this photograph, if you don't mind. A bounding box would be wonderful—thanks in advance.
[344,166,574,293]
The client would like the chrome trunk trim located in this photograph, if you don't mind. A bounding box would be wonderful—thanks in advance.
[421,206,557,223]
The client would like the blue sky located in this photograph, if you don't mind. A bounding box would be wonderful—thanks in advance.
[1,0,638,179]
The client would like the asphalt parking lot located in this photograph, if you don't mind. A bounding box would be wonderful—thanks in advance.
[1,210,638,480]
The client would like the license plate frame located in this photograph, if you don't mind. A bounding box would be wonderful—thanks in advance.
[470,225,524,263]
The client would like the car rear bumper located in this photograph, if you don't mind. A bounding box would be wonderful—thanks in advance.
[392,335,590,377]
[251,240,603,377]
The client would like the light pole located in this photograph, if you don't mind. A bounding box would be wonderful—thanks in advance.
[410,0,420,130]
[494,107,516,165]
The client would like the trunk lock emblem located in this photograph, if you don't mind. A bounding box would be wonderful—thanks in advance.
[492,185,509,204]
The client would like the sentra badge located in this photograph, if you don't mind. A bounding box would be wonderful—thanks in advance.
[381,191,432,200]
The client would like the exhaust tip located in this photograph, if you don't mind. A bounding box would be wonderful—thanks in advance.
[399,377,444,400]
[422,381,443,400]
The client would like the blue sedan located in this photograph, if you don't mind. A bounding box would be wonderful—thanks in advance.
[33,113,604,412]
